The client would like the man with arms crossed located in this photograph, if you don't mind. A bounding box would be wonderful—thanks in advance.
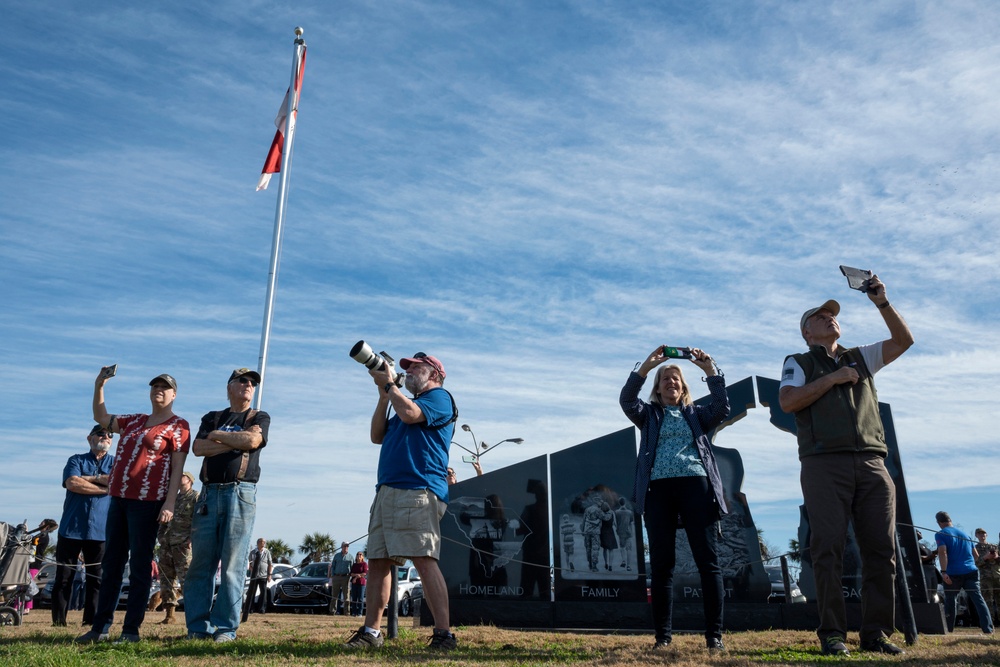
[184,368,270,642]
[779,273,913,656]
[345,352,457,650]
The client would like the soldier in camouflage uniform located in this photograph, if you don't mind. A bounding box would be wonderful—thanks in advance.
[975,528,1000,624]
[157,471,197,624]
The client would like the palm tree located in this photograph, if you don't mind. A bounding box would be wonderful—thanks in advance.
[299,532,336,562]
[757,528,778,562]
[267,538,294,564]
[788,538,802,563]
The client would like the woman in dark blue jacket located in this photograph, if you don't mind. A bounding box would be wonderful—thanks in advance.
[619,346,730,651]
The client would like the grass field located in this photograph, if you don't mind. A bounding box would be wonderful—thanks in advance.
[2,608,998,666]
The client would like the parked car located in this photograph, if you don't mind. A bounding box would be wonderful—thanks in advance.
[955,588,982,627]
[402,581,423,617]
[270,562,331,613]
[396,565,422,617]
[31,563,58,608]
[765,565,806,603]
[248,562,298,610]
[117,563,159,611]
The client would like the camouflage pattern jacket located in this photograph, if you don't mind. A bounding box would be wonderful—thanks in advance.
[158,487,198,546]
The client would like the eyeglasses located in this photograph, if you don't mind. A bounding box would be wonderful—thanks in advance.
[95,431,112,439]
[447,469,456,476]
[232,377,258,387]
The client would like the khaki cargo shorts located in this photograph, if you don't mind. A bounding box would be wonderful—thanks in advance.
[367,486,447,564]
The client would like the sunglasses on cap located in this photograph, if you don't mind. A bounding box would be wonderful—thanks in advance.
[413,352,443,373]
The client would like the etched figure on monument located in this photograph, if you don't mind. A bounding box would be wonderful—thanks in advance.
[558,484,640,581]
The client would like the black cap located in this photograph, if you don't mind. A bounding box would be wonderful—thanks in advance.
[228,368,262,384]
[149,374,178,391]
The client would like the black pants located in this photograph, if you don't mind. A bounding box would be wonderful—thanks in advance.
[51,538,105,626]
[246,577,268,614]
[644,476,723,643]
[91,497,164,636]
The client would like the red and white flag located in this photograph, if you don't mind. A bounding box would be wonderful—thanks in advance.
[257,47,307,191]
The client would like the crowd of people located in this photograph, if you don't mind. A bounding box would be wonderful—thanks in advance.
[36,354,455,651]
[23,273,996,656]
[39,366,270,644]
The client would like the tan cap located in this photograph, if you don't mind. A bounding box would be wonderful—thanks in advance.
[800,300,840,332]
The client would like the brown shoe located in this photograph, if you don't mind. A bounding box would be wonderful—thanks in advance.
[160,606,177,625]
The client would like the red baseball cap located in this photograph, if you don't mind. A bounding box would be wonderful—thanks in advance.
[399,353,446,378]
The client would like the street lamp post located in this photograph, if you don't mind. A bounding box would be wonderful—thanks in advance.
[452,423,524,464]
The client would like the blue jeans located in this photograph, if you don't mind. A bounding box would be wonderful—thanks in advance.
[945,570,995,633]
[184,482,256,639]
[350,582,365,615]
[91,497,163,636]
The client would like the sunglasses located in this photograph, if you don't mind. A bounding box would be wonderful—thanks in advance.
[412,352,443,374]
[232,377,259,387]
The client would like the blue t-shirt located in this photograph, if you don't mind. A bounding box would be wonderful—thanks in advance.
[376,387,455,503]
[936,526,977,575]
[59,451,115,541]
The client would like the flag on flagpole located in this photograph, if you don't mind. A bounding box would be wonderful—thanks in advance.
[257,47,307,191]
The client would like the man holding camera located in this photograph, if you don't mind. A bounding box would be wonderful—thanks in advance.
[779,274,913,656]
[184,368,270,643]
[345,352,457,651]
[51,425,115,627]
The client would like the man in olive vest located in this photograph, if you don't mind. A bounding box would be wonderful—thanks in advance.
[778,273,913,657]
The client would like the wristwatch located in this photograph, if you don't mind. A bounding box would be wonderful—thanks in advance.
[383,382,395,394]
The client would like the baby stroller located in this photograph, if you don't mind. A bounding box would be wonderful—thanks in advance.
[0,521,36,626]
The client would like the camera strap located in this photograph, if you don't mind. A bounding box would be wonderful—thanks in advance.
[386,388,458,431]
[426,389,458,431]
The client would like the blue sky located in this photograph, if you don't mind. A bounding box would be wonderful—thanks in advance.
[2,1,999,564]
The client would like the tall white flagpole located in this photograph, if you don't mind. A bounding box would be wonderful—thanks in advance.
[255,27,306,409]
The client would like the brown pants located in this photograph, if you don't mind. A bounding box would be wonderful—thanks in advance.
[329,575,351,614]
[801,452,896,643]
[981,574,1000,622]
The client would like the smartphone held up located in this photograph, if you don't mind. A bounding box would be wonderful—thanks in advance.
[839,265,874,294]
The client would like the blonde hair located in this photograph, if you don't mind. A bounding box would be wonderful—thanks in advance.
[648,364,693,407]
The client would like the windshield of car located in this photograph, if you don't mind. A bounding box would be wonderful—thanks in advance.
[298,563,329,578]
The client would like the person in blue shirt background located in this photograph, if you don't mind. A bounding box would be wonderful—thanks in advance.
[51,425,114,627]
[935,510,995,634]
